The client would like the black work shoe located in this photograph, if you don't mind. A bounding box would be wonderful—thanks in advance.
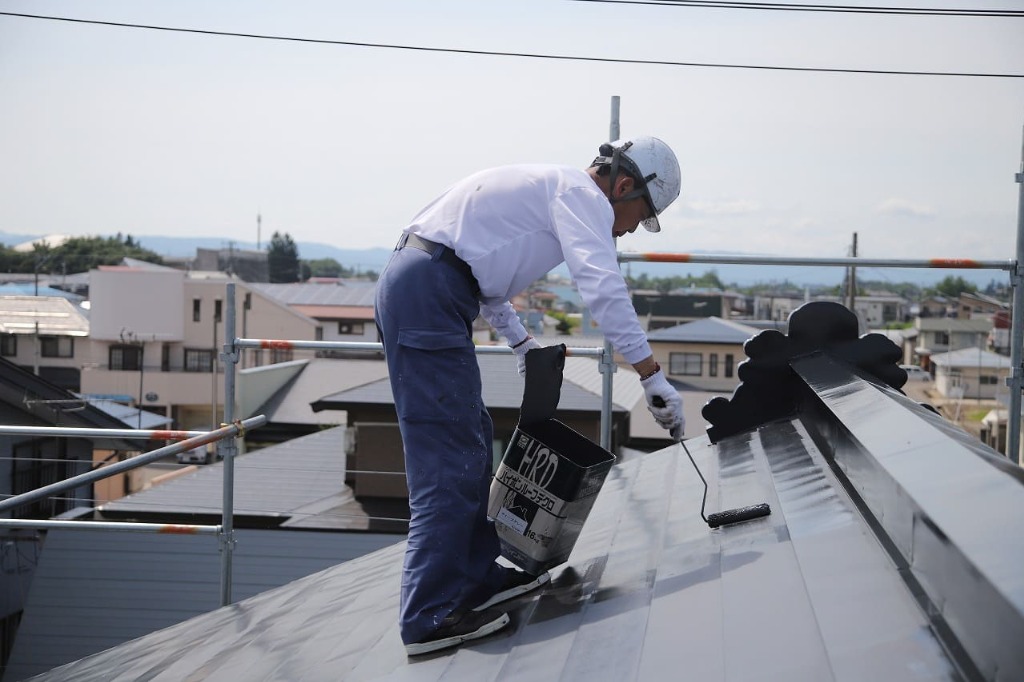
[404,609,510,656]
[473,568,551,611]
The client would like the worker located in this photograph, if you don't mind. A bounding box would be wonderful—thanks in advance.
[374,136,685,656]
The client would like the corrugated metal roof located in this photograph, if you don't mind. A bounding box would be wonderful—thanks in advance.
[0,295,89,336]
[647,317,759,344]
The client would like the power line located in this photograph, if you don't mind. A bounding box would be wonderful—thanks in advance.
[571,0,1024,17]
[0,11,1020,78]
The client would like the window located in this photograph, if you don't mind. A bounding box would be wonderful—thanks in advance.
[669,352,702,376]
[1,333,16,357]
[709,354,718,377]
[338,322,365,335]
[214,299,223,322]
[161,344,170,372]
[184,348,215,372]
[936,331,950,345]
[725,354,735,378]
[109,344,142,371]
[40,336,73,358]
[980,375,999,385]
[193,298,201,322]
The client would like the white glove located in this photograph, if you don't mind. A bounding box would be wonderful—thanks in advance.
[641,369,685,440]
[511,336,542,376]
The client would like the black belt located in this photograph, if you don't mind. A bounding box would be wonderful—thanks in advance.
[397,233,480,295]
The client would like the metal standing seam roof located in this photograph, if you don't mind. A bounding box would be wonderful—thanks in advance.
[249,357,391,425]
[929,347,1012,369]
[22,419,964,681]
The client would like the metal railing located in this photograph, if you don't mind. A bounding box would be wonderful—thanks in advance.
[0,416,266,606]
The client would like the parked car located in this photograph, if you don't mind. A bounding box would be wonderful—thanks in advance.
[900,365,931,382]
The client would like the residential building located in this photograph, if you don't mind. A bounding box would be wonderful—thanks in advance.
[929,346,1011,401]
[913,317,993,370]
[646,317,758,392]
[80,263,321,432]
[958,291,1009,320]
[0,295,91,391]
[918,294,953,318]
[247,280,378,346]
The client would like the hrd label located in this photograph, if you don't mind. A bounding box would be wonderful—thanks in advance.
[517,438,558,489]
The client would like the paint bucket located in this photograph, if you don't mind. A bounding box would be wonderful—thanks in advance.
[487,417,615,574]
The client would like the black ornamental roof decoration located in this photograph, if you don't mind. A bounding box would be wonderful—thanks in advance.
[702,301,908,443]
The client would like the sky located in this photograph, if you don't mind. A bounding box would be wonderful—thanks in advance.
[1,1,1023,285]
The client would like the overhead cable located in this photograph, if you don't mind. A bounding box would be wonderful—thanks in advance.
[571,0,1024,17]
[0,11,1021,78]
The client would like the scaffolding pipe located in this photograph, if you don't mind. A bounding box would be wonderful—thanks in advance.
[219,284,239,606]
[0,519,221,535]
[1008,124,1024,465]
[0,416,266,515]
[619,252,1014,271]
[0,426,204,440]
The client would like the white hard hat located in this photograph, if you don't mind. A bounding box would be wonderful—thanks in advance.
[592,136,681,232]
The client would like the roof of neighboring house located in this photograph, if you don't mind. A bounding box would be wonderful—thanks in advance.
[647,316,759,344]
[0,357,139,449]
[311,352,627,415]
[290,304,376,320]
[97,426,397,530]
[0,284,85,304]
[916,317,993,332]
[247,357,390,425]
[0,295,90,336]
[248,281,377,307]
[84,398,174,429]
[930,347,1012,369]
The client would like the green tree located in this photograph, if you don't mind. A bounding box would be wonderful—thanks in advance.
[0,235,162,275]
[305,257,344,278]
[267,231,301,283]
[930,275,977,298]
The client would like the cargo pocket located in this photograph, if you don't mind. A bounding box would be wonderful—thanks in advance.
[395,328,481,424]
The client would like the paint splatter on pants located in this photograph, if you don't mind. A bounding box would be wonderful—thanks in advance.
[374,243,505,644]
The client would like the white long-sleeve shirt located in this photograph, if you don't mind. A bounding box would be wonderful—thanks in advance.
[404,164,652,365]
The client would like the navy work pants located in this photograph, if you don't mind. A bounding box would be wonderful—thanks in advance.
[374,243,505,644]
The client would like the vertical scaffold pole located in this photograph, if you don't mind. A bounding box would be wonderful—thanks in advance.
[1007,125,1024,466]
[600,95,622,451]
[219,283,239,605]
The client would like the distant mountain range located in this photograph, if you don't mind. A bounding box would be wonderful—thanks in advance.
[0,230,998,290]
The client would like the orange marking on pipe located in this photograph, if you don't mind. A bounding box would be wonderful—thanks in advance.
[640,253,693,263]
[159,525,200,535]
[929,258,981,269]
[260,339,294,350]
[151,430,193,441]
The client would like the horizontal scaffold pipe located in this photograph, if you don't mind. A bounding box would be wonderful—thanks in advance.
[234,339,605,358]
[618,252,1016,271]
[0,415,267,515]
[0,426,205,440]
[0,519,221,535]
